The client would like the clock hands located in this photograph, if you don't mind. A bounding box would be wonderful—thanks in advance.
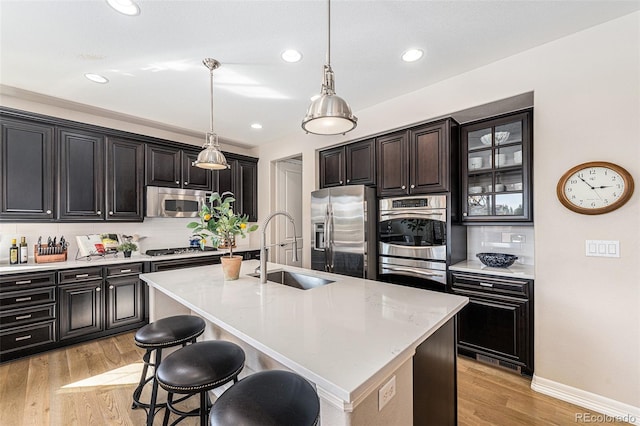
[577,175,595,190]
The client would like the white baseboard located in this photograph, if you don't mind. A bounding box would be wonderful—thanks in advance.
[531,375,640,425]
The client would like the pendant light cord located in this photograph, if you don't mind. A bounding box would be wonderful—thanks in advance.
[209,67,215,134]
[326,0,331,67]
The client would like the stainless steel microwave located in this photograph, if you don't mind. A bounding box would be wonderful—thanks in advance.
[146,186,211,218]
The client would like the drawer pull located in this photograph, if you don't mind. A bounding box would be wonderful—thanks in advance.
[15,314,32,320]
[479,282,494,288]
[15,280,32,285]
[96,287,101,292]
[109,285,114,290]
[75,274,89,278]
[15,335,32,342]
[120,269,132,273]
[15,297,32,302]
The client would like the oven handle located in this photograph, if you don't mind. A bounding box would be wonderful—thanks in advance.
[380,211,444,216]
[381,265,446,280]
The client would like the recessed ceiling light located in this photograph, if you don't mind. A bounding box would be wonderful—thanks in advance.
[281,49,303,63]
[84,73,109,84]
[401,49,424,62]
[251,123,263,129]
[106,0,140,16]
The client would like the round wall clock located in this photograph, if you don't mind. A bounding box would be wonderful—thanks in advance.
[556,161,634,214]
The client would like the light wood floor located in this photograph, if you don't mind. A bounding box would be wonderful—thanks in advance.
[0,332,628,425]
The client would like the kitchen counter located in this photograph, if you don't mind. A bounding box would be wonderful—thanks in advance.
[450,260,535,279]
[140,260,468,425]
[0,246,259,274]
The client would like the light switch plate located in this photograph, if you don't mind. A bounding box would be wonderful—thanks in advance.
[585,240,620,257]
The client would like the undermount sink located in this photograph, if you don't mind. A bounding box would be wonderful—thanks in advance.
[248,270,334,290]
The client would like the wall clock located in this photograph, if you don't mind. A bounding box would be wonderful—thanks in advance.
[556,161,634,214]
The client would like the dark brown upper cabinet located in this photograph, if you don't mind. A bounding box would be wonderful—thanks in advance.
[57,128,105,221]
[216,157,258,222]
[105,137,144,221]
[319,138,376,189]
[0,117,55,221]
[146,145,212,190]
[460,110,532,223]
[377,119,456,197]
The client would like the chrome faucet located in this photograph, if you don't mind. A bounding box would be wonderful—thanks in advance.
[259,211,299,283]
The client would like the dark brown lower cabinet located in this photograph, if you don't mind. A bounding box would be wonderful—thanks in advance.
[451,272,533,376]
[105,271,144,330]
[58,280,104,341]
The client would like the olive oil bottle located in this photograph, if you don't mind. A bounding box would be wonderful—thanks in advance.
[9,239,19,265]
[20,237,28,264]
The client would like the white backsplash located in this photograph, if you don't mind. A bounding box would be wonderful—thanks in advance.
[467,225,535,265]
[0,218,258,262]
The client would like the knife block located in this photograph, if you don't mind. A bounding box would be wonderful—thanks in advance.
[34,245,68,263]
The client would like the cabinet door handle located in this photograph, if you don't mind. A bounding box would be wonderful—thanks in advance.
[15,335,32,342]
[463,212,468,217]
[15,280,32,285]
[479,282,494,288]
[96,287,101,292]
[46,209,52,214]
[339,180,343,184]
[401,185,406,190]
[184,181,189,185]
[346,179,350,183]
[109,285,115,290]
[75,274,89,278]
[411,184,415,189]
[120,269,132,273]
[15,314,32,320]
[97,211,101,215]
[175,180,180,184]
[109,211,114,215]
[15,297,32,302]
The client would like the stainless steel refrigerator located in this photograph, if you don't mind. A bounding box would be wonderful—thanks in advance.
[311,185,377,279]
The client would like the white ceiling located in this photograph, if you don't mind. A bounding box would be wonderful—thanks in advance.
[1,1,638,148]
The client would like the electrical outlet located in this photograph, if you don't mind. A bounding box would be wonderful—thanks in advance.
[378,375,396,411]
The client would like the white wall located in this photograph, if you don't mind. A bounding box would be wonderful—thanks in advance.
[256,12,640,414]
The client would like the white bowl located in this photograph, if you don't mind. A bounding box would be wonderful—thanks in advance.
[469,186,483,194]
[487,184,505,192]
[480,131,510,145]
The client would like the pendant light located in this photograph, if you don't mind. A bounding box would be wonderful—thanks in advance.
[302,0,357,135]
[193,58,229,170]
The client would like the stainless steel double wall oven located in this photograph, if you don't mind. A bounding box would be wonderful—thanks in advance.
[378,195,465,292]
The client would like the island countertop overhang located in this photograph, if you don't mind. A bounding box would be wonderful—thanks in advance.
[140,260,468,405]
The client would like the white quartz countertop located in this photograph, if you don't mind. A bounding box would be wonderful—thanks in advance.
[450,260,535,279]
[140,260,468,405]
[0,247,259,274]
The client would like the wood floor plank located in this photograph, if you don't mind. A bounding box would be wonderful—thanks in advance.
[0,334,632,425]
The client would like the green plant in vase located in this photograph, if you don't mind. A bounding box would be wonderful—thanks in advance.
[116,239,138,258]
[188,192,258,279]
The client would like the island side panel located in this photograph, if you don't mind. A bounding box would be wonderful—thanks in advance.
[148,285,191,321]
[413,317,457,425]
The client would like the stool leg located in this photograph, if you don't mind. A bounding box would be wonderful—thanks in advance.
[200,391,208,426]
[162,392,173,426]
[147,348,163,426]
[132,349,152,409]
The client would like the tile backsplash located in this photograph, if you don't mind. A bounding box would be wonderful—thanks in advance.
[467,225,534,265]
[0,218,258,262]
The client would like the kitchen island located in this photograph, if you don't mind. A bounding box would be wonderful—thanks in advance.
[140,260,468,425]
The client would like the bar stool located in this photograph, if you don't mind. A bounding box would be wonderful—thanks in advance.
[132,315,206,426]
[156,340,245,426]
[209,370,320,426]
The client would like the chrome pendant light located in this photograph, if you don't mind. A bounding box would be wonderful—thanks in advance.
[193,58,228,170]
[302,0,357,135]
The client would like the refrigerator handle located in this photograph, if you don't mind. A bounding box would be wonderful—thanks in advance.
[329,205,335,272]
[324,205,330,272]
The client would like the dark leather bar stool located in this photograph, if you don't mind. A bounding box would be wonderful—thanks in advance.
[156,340,245,426]
[209,370,320,426]
[132,315,206,426]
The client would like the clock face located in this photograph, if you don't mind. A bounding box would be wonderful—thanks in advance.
[557,162,634,214]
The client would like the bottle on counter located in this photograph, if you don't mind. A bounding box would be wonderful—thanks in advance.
[9,239,19,265]
[20,236,28,264]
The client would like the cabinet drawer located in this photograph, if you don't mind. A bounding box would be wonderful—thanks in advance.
[0,286,56,310]
[105,263,143,277]
[451,272,530,298]
[58,267,103,283]
[0,272,55,292]
[0,321,56,354]
[0,304,56,329]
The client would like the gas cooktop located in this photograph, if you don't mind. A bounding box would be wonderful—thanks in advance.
[145,246,218,256]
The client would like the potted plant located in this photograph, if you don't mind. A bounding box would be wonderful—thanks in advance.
[188,191,258,280]
[116,240,138,258]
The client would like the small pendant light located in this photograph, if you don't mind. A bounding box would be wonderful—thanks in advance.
[302,0,357,135]
[193,58,229,170]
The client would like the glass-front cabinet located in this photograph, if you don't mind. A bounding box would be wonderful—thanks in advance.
[461,110,532,223]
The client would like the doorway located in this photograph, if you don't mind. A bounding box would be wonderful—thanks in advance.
[273,156,302,266]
